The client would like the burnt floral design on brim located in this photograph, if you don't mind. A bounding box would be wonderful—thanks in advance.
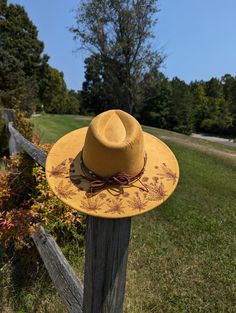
[55,181,77,200]
[47,158,74,178]
[145,181,167,202]
[47,158,177,215]
[105,198,125,215]
[127,192,148,212]
[45,130,179,218]
[157,163,178,185]
[80,196,105,213]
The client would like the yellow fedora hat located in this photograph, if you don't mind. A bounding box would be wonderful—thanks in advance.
[46,110,179,218]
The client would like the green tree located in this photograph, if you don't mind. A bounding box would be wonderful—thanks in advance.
[191,83,209,131]
[0,49,38,113]
[65,90,80,114]
[42,67,68,113]
[200,97,232,134]
[191,79,233,135]
[0,1,48,113]
[81,54,125,114]
[81,55,110,115]
[168,77,194,135]
[0,1,46,77]
[204,77,223,98]
[138,71,171,128]
[71,0,163,113]
[221,74,236,134]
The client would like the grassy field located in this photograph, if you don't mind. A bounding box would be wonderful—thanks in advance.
[31,114,92,143]
[1,114,236,313]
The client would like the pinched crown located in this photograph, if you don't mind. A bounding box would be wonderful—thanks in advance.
[82,110,145,177]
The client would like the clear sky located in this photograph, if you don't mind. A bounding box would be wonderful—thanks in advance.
[9,0,236,91]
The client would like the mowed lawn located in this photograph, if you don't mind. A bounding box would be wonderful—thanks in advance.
[2,114,236,313]
[31,114,92,143]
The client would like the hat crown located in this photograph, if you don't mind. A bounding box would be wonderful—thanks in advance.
[101,112,126,143]
[83,110,144,177]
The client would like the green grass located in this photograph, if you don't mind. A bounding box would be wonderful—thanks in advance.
[126,142,236,313]
[31,114,91,143]
[1,114,236,312]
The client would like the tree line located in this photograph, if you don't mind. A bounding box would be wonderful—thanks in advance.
[72,0,235,136]
[0,0,80,115]
[1,0,236,137]
[80,61,236,136]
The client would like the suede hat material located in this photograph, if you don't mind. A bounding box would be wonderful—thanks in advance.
[46,110,179,218]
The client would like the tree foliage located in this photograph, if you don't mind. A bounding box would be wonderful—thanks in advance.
[138,71,171,129]
[41,67,67,113]
[0,1,45,76]
[0,1,47,113]
[0,1,79,115]
[65,90,80,114]
[81,54,123,114]
[71,0,163,113]
[40,67,80,114]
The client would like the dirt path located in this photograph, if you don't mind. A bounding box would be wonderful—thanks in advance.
[192,133,236,148]
[161,135,236,164]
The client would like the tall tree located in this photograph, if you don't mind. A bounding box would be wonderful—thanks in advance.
[191,82,209,131]
[0,47,39,113]
[41,67,68,114]
[168,77,194,135]
[0,0,48,113]
[81,54,127,114]
[65,90,80,114]
[81,54,110,115]
[139,71,171,128]
[199,97,232,134]
[221,74,236,134]
[204,77,223,98]
[0,1,46,77]
[71,0,163,113]
[191,79,233,135]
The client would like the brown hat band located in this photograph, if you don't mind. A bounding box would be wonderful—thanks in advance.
[77,151,148,194]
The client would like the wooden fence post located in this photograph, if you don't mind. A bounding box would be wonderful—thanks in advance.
[83,216,131,313]
[2,108,19,154]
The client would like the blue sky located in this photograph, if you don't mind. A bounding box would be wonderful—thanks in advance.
[9,0,236,90]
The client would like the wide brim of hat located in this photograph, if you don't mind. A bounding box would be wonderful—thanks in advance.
[46,127,179,219]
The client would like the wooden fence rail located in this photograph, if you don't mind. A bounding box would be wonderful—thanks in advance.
[8,122,47,166]
[2,109,131,313]
[32,227,83,313]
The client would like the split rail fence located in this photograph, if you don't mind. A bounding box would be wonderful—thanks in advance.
[2,108,131,313]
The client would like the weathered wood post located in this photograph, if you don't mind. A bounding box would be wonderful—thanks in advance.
[2,108,19,154]
[83,217,131,313]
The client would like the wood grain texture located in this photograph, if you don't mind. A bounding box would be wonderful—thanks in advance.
[2,109,19,154]
[32,226,84,313]
[2,108,16,125]
[8,123,47,167]
[8,122,20,154]
[83,216,131,313]
[2,108,46,166]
